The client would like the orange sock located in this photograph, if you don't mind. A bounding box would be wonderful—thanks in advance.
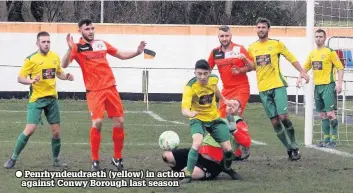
[90,127,101,161]
[112,127,124,159]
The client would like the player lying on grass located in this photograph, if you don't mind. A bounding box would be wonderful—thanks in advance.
[4,31,74,169]
[225,99,251,161]
[180,59,241,183]
[162,108,250,181]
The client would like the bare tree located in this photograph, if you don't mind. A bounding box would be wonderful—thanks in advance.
[0,1,15,21]
[22,1,36,22]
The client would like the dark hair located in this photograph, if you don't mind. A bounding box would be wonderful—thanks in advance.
[195,59,210,70]
[256,17,271,28]
[78,18,93,28]
[37,31,49,40]
[219,25,230,32]
[315,29,326,37]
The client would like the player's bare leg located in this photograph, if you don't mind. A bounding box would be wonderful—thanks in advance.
[91,118,103,171]
[111,116,124,171]
[4,124,36,169]
[278,114,300,161]
[50,124,67,168]
[180,133,203,184]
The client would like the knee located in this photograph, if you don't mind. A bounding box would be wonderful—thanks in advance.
[326,112,336,120]
[282,119,293,128]
[220,141,232,152]
[278,114,287,121]
[24,124,37,136]
[320,112,328,119]
[191,134,203,149]
[271,117,280,126]
[92,119,104,130]
[113,117,124,128]
[50,124,60,138]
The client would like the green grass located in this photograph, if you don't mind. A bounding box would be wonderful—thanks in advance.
[0,99,353,193]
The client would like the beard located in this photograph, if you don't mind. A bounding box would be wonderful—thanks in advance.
[220,41,231,48]
[40,47,49,54]
[258,32,268,39]
[82,33,94,42]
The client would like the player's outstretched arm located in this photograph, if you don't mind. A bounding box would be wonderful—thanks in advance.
[56,71,74,81]
[113,41,146,60]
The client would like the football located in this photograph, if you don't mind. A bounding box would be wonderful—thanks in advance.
[158,131,180,150]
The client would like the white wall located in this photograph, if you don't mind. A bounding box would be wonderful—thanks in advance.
[0,32,352,96]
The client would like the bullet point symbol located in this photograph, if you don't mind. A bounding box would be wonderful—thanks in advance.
[15,170,22,178]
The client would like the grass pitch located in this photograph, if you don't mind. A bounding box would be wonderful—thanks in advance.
[0,99,353,193]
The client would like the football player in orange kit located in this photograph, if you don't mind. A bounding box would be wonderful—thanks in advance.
[208,25,254,159]
[61,18,146,171]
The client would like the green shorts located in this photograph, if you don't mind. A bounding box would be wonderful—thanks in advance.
[189,118,229,143]
[259,86,288,119]
[314,82,337,112]
[27,97,60,125]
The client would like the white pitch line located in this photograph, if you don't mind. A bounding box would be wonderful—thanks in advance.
[307,145,353,158]
[0,141,175,146]
[0,110,144,114]
[251,140,267,145]
[0,140,265,146]
[144,111,185,125]
[0,121,186,127]
[144,110,267,146]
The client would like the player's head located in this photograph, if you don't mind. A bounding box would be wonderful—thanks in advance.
[78,18,95,42]
[226,99,242,116]
[36,31,50,55]
[194,59,211,85]
[255,17,271,39]
[218,25,232,48]
[315,29,326,47]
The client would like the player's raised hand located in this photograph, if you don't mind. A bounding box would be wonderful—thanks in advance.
[189,111,198,118]
[232,66,241,75]
[66,73,74,81]
[31,74,40,84]
[137,41,147,54]
[66,34,74,50]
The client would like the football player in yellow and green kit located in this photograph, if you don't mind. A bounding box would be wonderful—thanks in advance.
[4,31,74,169]
[180,59,238,183]
[297,29,344,148]
[248,17,310,160]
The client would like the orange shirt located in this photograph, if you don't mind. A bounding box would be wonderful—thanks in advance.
[208,42,252,88]
[70,38,118,91]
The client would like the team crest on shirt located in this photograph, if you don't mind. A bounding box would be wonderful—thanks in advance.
[225,46,241,59]
[42,68,56,79]
[312,61,323,70]
[199,93,214,105]
[268,46,272,51]
[92,41,107,51]
[256,54,271,66]
[321,54,325,60]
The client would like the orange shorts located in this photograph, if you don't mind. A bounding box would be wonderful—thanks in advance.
[199,145,223,162]
[219,85,250,118]
[86,86,124,120]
